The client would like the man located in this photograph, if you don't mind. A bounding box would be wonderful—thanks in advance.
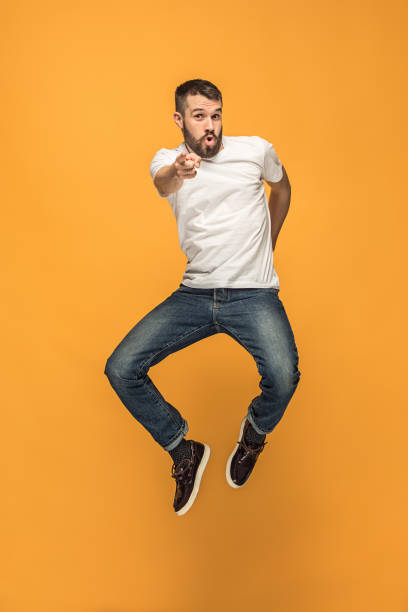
[104,79,301,517]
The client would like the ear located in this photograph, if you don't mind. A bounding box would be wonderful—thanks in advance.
[173,112,183,129]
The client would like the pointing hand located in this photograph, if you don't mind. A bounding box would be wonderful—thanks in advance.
[173,151,201,179]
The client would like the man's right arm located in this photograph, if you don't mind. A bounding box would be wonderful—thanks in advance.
[153,151,201,197]
[153,163,184,197]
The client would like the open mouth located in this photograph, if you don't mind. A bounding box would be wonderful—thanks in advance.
[204,135,215,145]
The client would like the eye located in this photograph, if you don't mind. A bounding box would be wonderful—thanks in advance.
[194,113,221,119]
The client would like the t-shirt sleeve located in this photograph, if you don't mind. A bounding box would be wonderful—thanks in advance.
[257,137,283,183]
[149,148,178,180]
[149,148,179,199]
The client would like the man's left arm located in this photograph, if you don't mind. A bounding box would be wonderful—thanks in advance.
[265,165,291,251]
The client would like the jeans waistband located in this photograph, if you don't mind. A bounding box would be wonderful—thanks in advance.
[178,283,279,295]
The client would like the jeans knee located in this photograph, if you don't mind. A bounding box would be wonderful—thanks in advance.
[293,367,301,390]
[104,352,141,381]
[104,355,117,379]
[268,363,301,399]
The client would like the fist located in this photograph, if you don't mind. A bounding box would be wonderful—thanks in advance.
[174,151,201,179]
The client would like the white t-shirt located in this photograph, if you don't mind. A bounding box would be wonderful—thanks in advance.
[149,135,283,289]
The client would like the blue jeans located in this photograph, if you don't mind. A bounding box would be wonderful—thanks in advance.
[104,283,301,451]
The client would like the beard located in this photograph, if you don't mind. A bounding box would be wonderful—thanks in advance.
[182,124,223,159]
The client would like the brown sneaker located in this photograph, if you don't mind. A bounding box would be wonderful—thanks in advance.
[171,440,211,516]
[226,417,267,488]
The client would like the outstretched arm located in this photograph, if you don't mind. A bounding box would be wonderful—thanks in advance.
[153,151,201,197]
[265,165,291,251]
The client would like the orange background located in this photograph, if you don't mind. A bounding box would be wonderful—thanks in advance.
[2,1,408,610]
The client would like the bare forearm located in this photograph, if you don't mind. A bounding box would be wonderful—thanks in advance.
[154,164,184,196]
[268,185,291,251]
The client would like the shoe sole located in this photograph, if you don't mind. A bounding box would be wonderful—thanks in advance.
[175,443,211,516]
[225,416,247,489]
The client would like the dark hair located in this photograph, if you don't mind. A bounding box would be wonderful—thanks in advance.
[175,79,223,118]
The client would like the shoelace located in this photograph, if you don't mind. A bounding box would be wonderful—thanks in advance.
[171,445,195,486]
[237,436,267,464]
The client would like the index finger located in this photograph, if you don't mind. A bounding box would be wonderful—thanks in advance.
[176,152,187,164]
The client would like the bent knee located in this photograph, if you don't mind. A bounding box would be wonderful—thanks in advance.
[267,363,301,396]
[104,351,143,381]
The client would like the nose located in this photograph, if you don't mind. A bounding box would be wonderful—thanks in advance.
[204,117,215,132]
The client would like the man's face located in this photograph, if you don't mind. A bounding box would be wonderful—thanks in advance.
[174,94,223,159]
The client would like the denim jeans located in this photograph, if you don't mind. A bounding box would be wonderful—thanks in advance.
[104,283,301,452]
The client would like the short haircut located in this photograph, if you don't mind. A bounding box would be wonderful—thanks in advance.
[175,79,223,118]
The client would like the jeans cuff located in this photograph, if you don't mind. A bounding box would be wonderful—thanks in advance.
[247,405,268,435]
[163,419,189,451]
